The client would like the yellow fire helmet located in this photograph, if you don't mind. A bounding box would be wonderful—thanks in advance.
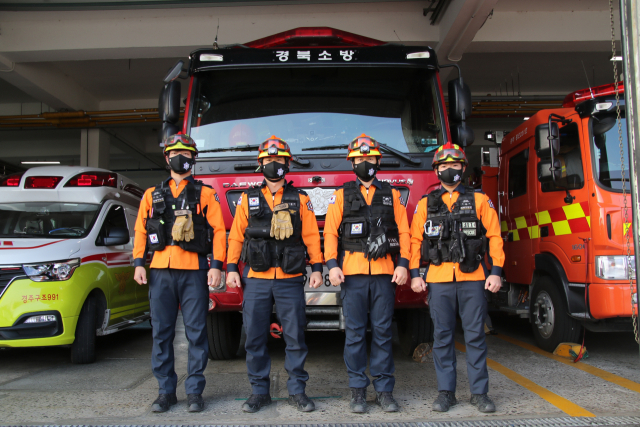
[257,136,293,160]
[163,134,198,154]
[346,134,383,159]
[432,142,468,167]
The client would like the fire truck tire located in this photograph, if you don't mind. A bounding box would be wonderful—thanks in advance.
[530,276,582,352]
[397,308,433,357]
[71,295,97,364]
[206,311,243,360]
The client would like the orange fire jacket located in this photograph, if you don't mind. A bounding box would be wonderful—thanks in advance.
[409,185,504,282]
[133,176,227,270]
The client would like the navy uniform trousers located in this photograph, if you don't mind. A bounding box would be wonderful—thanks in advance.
[243,276,309,395]
[341,274,395,392]
[429,280,489,395]
[149,268,209,395]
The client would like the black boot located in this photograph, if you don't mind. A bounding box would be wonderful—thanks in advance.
[470,393,496,413]
[242,394,272,413]
[288,393,315,412]
[187,394,204,412]
[349,387,367,413]
[432,390,457,412]
[151,393,177,413]
[375,391,399,412]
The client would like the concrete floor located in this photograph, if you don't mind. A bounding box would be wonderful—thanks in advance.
[0,313,639,425]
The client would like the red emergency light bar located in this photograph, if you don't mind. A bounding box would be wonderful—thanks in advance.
[0,172,24,187]
[563,81,625,108]
[64,172,117,188]
[245,27,384,49]
[25,176,63,189]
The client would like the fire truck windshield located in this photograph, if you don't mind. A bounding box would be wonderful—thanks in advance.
[189,67,443,157]
[591,111,631,191]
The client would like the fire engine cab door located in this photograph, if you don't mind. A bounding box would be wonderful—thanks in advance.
[504,147,534,285]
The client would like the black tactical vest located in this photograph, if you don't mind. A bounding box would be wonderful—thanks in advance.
[340,181,400,256]
[145,178,212,255]
[241,183,308,275]
[420,185,487,273]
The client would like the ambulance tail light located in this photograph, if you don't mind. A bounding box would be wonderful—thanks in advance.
[563,82,625,108]
[0,173,24,187]
[25,176,63,189]
[64,172,117,188]
[245,27,384,49]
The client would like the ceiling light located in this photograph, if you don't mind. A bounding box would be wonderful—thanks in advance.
[611,56,623,62]
[21,161,61,165]
[523,117,530,120]
[200,54,223,62]
[407,51,431,59]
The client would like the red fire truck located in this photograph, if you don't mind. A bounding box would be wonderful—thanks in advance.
[482,82,637,351]
[157,27,475,359]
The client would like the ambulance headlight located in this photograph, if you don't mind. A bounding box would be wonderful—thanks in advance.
[595,256,636,280]
[23,258,80,282]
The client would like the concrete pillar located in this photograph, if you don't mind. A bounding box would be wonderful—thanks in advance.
[80,128,110,169]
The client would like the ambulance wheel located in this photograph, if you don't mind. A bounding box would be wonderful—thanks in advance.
[397,308,433,357]
[206,311,243,360]
[71,295,97,364]
[530,276,582,352]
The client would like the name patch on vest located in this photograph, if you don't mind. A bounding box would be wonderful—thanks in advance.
[174,209,190,216]
[459,199,474,211]
[388,237,399,249]
[149,234,159,244]
[382,196,393,206]
[351,223,364,235]
[249,197,260,210]
[462,221,477,236]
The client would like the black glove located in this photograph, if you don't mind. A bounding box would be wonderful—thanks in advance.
[366,226,389,261]
[449,232,464,263]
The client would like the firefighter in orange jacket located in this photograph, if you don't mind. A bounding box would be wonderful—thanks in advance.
[324,134,410,414]
[409,142,504,414]
[226,136,323,414]
[132,134,227,413]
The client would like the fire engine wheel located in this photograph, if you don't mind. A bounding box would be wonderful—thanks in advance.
[206,311,243,360]
[397,308,434,357]
[530,276,582,352]
[70,295,97,364]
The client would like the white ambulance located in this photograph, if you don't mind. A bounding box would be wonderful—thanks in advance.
[0,166,149,363]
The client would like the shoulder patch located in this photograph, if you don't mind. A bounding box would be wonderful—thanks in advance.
[214,193,220,203]
[306,200,314,212]
[488,198,495,209]
[329,195,337,205]
[237,195,243,205]
[414,205,418,214]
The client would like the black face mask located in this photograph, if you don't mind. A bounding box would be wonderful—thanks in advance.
[437,167,463,185]
[262,161,288,182]
[353,160,378,181]
[168,154,195,174]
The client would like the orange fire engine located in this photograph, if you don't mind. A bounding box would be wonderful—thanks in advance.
[482,82,637,351]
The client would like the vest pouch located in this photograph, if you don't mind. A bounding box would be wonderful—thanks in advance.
[247,238,272,272]
[146,217,166,252]
[343,216,369,240]
[282,245,307,275]
[458,238,483,273]
[421,239,442,265]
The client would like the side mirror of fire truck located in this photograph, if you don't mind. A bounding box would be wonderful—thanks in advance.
[163,60,185,84]
[537,158,562,183]
[158,80,182,146]
[448,78,474,147]
[535,122,560,158]
[448,78,472,122]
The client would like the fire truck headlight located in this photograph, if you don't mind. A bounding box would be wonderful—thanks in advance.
[595,256,636,280]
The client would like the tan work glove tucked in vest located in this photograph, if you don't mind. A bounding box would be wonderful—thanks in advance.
[171,210,193,242]
[270,203,294,240]
[183,212,194,242]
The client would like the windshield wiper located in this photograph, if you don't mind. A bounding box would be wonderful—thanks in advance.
[199,144,310,167]
[302,143,422,166]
